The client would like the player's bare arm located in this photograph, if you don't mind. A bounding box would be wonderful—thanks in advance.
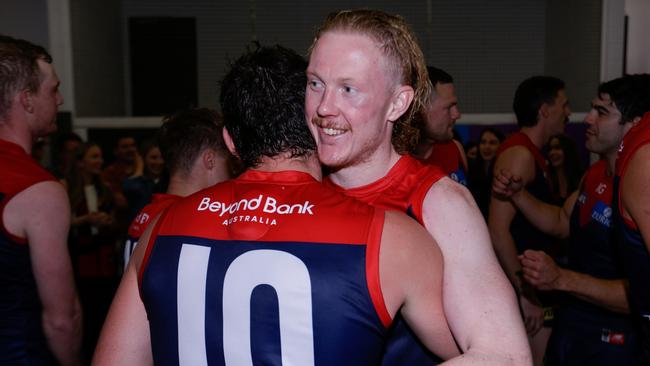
[4,181,82,366]
[379,211,459,361]
[489,146,544,336]
[493,169,579,239]
[621,144,650,253]
[93,215,157,365]
[423,177,532,365]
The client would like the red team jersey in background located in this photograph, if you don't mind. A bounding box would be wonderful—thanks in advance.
[0,139,57,364]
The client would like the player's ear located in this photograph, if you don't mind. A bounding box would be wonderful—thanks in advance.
[222,127,239,157]
[539,103,550,120]
[387,85,414,123]
[19,89,35,113]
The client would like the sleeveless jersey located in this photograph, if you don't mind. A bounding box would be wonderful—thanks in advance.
[0,139,57,364]
[139,170,394,365]
[614,113,650,362]
[564,160,633,329]
[124,193,179,268]
[496,132,558,254]
[325,155,446,366]
[423,140,468,186]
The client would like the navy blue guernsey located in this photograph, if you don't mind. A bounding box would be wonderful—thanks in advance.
[0,139,57,365]
[139,170,395,365]
[564,160,634,329]
[614,115,650,363]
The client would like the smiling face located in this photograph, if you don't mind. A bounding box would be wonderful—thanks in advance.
[547,137,565,168]
[144,146,164,177]
[479,130,500,162]
[584,93,627,155]
[305,31,404,170]
[81,145,104,176]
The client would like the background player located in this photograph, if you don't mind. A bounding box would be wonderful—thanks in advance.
[123,108,232,267]
[413,66,467,186]
[0,35,82,365]
[493,75,646,365]
[489,75,571,365]
[613,73,650,364]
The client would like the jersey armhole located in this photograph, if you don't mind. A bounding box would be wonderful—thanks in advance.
[137,207,172,298]
[366,208,392,328]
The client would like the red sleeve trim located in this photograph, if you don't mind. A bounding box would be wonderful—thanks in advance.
[137,206,172,296]
[366,208,392,328]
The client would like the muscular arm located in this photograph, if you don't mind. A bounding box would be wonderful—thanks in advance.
[4,182,82,366]
[423,177,531,365]
[93,216,155,365]
[493,169,578,239]
[380,211,459,361]
[488,146,544,335]
[520,250,629,313]
[621,144,650,253]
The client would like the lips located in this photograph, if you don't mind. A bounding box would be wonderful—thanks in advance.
[312,116,347,137]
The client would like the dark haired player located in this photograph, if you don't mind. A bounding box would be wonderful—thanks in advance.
[0,35,82,365]
[123,108,232,268]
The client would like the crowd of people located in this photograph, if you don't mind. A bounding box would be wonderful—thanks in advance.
[2,8,650,366]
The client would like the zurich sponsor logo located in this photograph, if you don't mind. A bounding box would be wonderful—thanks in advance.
[591,201,612,228]
[450,169,468,187]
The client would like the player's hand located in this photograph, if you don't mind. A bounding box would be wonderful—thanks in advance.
[492,169,524,199]
[519,250,561,291]
[519,294,544,336]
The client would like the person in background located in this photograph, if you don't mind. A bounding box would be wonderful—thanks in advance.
[612,73,650,364]
[489,75,571,366]
[468,127,504,218]
[50,131,83,178]
[547,133,584,203]
[123,108,232,268]
[492,74,649,365]
[122,139,168,221]
[63,142,119,361]
[412,66,468,186]
[0,34,82,365]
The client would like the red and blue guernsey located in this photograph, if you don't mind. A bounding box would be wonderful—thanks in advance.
[496,132,558,254]
[124,193,179,268]
[0,139,57,364]
[139,170,397,365]
[423,140,468,186]
[614,114,650,363]
[560,159,637,346]
[325,155,446,366]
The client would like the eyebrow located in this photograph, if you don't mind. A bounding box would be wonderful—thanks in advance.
[592,104,609,114]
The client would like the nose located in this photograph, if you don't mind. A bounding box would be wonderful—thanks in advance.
[584,110,596,125]
[452,106,461,121]
[316,88,338,117]
[57,91,64,106]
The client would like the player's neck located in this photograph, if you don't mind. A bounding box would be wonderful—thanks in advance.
[0,124,32,154]
[519,126,547,149]
[254,153,323,181]
[413,139,434,160]
[327,147,401,189]
[604,150,617,176]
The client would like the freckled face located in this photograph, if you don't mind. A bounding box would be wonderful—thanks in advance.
[305,32,399,170]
